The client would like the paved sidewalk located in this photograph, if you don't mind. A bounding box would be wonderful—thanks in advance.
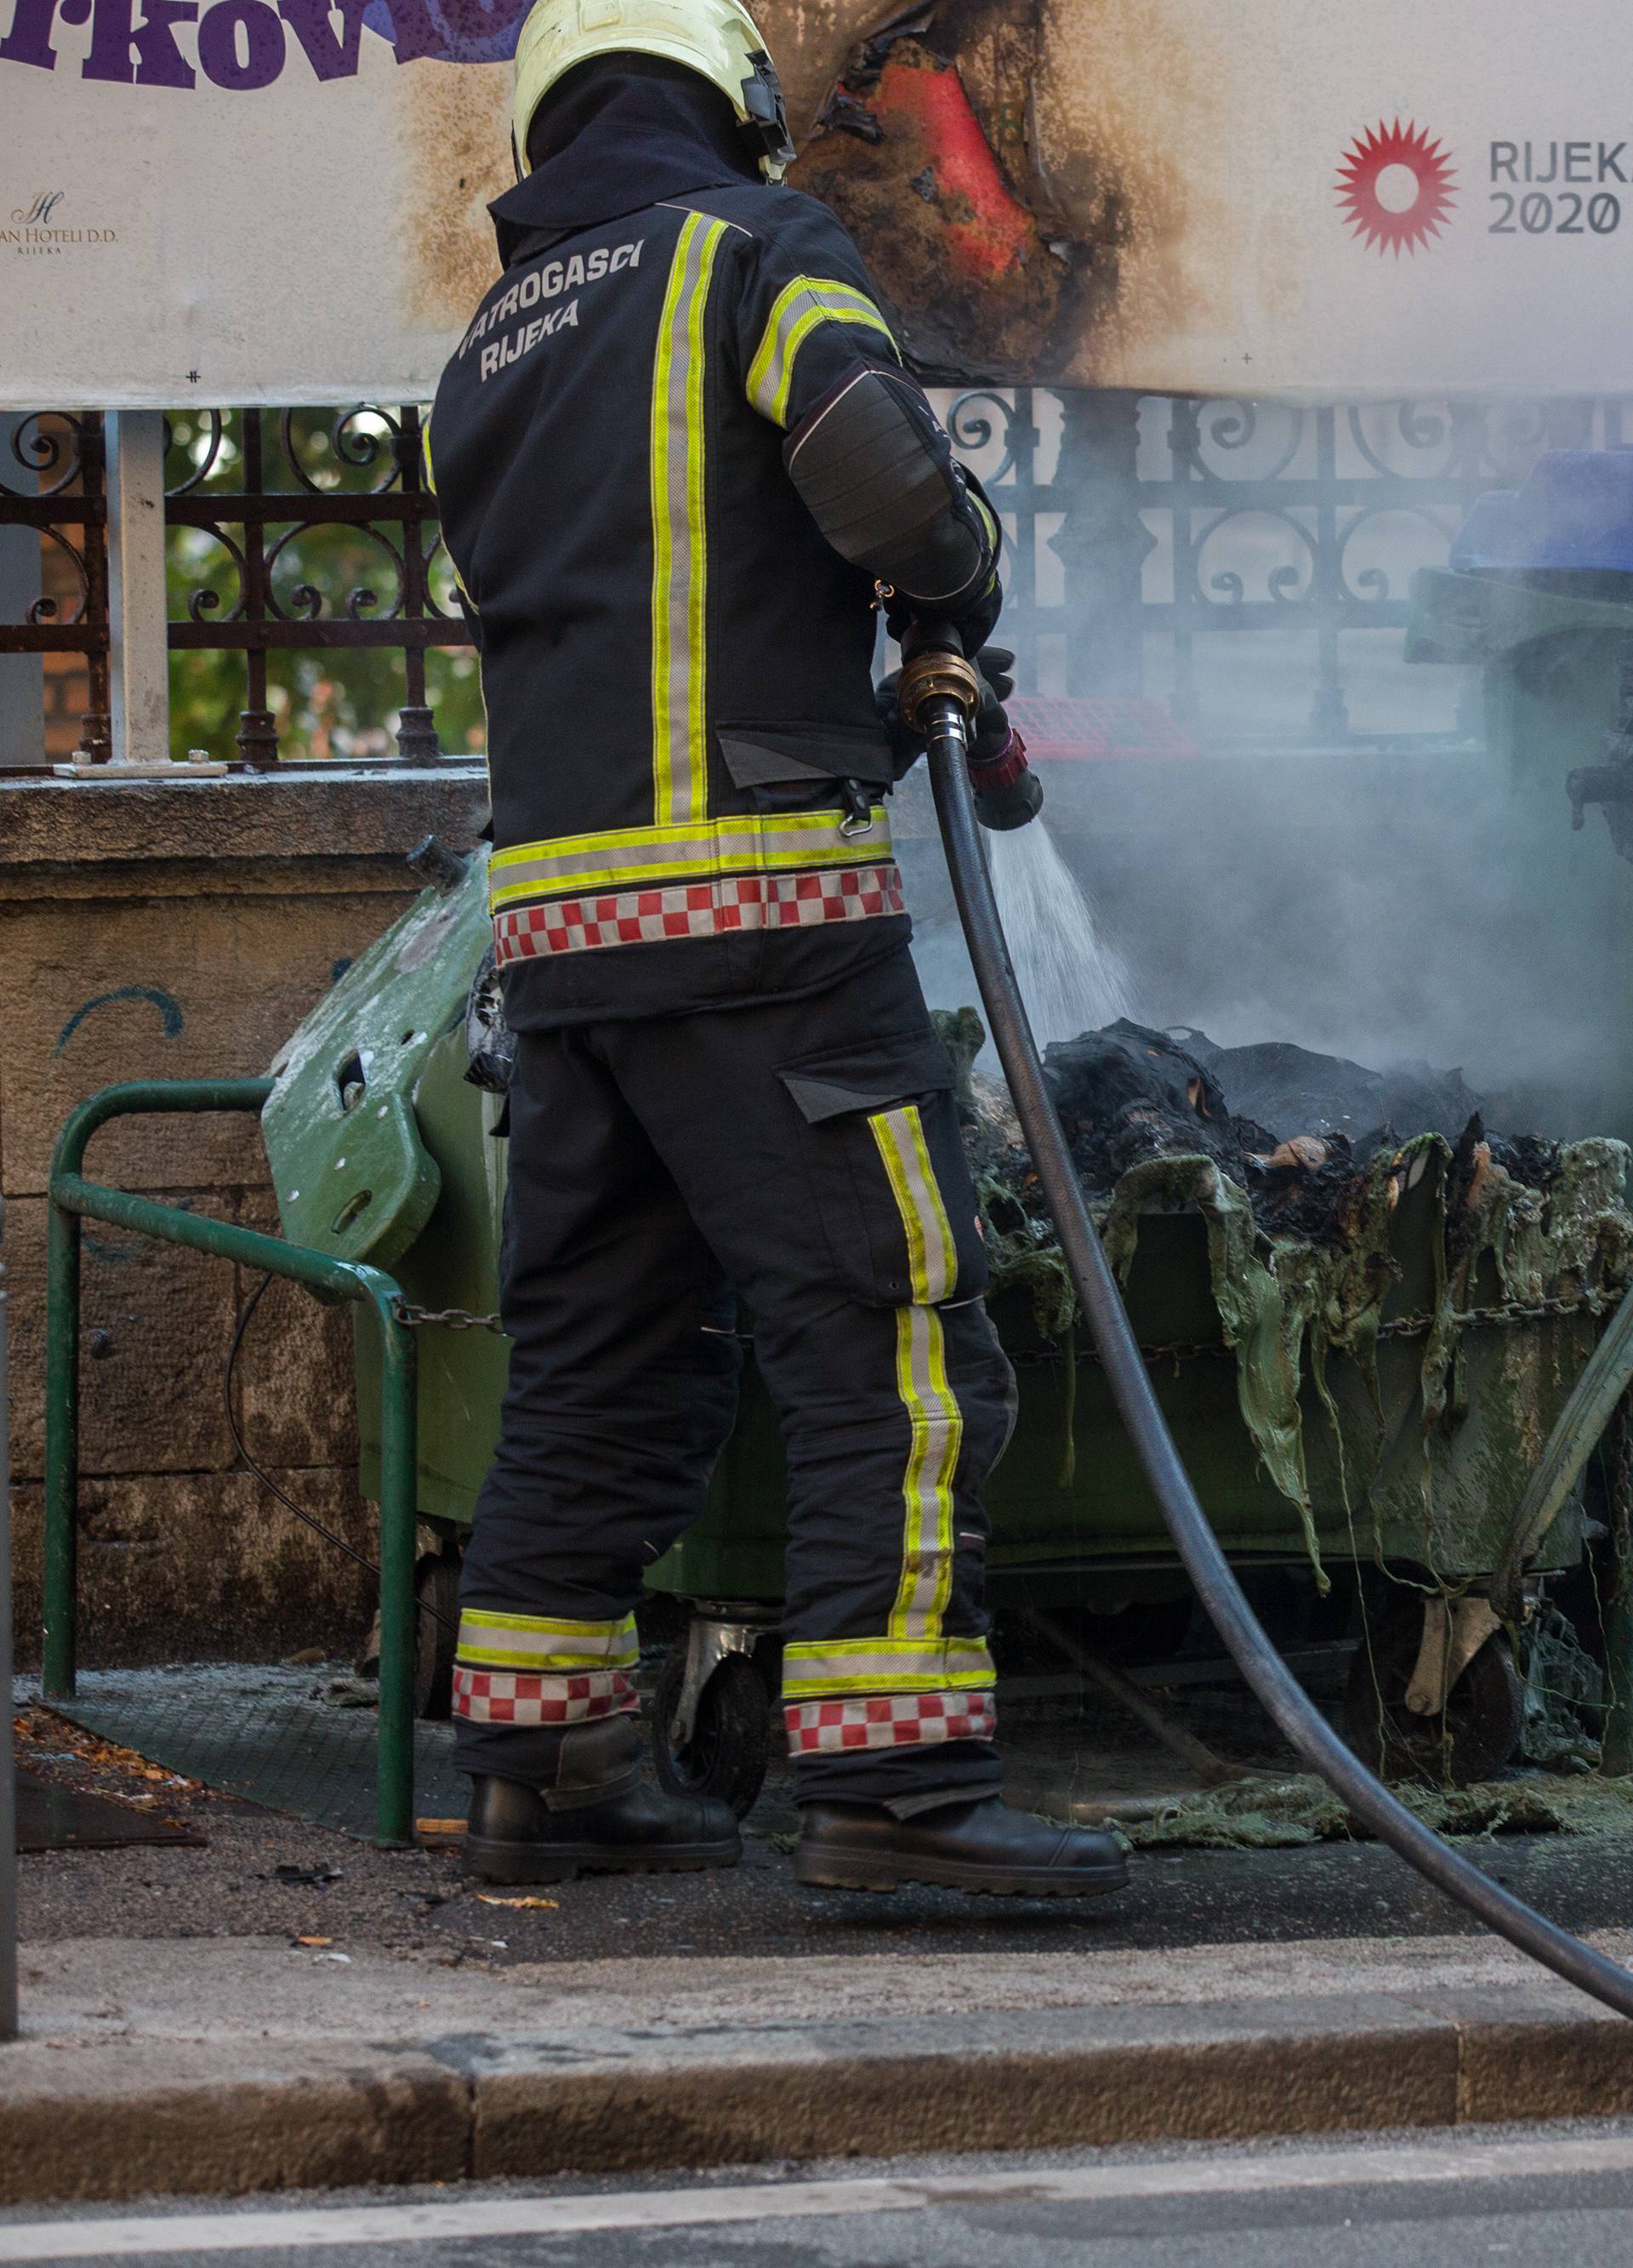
[14,1699,1633,2206]
[8,1929,1633,2206]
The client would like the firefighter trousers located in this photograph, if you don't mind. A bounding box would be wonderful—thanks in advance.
[453,945,1017,1807]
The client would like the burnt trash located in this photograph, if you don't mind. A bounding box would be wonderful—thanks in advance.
[1172,1029,1483,1154]
[1043,1023,1248,1189]
[959,1010,1585,1254]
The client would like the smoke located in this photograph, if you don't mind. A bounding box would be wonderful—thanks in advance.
[906,394,1633,1145]
[906,747,1632,1140]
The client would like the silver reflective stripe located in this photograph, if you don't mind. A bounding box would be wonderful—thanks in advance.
[455,1613,638,1668]
[650,212,726,828]
[780,1635,994,1695]
[746,278,897,426]
[867,1105,963,1638]
[871,1105,955,1303]
[894,1302,961,1638]
[488,810,886,902]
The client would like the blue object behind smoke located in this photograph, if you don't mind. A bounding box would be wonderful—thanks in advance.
[1453,449,1633,576]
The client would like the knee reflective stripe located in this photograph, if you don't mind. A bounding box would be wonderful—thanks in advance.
[887,1304,962,1637]
[454,1608,639,1672]
[781,1633,994,1698]
[651,211,730,829]
[453,1667,638,1727]
[869,1105,962,1640]
[746,278,898,427]
[785,1689,996,1756]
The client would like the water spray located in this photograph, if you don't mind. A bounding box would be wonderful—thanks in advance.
[898,629,1633,2021]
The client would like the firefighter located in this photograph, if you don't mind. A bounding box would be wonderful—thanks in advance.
[425,0,1129,1900]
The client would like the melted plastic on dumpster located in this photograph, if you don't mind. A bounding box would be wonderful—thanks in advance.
[936,1007,1633,1586]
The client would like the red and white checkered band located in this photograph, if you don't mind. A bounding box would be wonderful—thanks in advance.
[782,1690,997,1757]
[452,1666,638,1727]
[493,863,906,966]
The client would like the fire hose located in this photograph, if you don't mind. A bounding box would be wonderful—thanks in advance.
[898,633,1633,2020]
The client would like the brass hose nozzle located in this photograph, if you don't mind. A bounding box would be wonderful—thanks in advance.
[897,647,981,734]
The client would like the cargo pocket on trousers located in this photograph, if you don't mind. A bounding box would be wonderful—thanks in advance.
[777,1030,989,1307]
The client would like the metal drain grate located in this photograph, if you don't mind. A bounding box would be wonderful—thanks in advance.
[37,1665,465,1842]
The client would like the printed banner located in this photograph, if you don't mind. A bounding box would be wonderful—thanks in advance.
[1,0,1624,406]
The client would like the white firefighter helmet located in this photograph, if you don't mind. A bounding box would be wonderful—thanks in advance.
[511,0,794,181]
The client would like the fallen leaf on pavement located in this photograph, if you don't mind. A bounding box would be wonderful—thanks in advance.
[476,1895,559,1910]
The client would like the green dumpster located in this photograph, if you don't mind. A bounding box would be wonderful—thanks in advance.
[260,843,1633,1809]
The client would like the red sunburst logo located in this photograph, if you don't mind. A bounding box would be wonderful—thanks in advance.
[1336,120,1456,255]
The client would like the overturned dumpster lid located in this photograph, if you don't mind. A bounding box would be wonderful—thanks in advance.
[1451,450,1633,577]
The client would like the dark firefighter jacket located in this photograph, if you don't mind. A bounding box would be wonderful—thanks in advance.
[427,162,997,1029]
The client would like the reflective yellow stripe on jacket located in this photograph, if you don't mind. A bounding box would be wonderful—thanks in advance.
[650,211,730,828]
[745,277,899,427]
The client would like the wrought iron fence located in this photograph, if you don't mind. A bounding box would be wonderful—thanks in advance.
[0,414,111,766]
[952,390,1633,751]
[164,404,463,766]
[2,391,1630,769]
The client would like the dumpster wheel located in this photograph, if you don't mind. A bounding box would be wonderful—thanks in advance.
[413,1553,461,1722]
[652,1647,771,1819]
[1345,1593,1523,1789]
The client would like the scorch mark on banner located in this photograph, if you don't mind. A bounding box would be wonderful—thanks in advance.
[396,59,507,328]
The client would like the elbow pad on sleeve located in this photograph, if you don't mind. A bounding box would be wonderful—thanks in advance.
[783,367,995,613]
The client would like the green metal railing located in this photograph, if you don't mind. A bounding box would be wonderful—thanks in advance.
[43,1080,420,1846]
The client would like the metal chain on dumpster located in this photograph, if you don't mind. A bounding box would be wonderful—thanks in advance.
[390,1299,509,1335]
[1007,1287,1613,1370]
[390,1286,1608,1352]
[1376,1290,1613,1339]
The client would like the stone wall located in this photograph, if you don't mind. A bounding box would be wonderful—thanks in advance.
[0,765,488,1667]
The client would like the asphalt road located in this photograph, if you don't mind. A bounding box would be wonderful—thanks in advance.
[0,2123,1626,2265]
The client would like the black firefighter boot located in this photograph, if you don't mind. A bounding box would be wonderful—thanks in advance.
[794,1792,1129,1899]
[464,1714,741,1885]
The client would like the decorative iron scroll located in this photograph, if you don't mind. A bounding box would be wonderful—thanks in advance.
[163,405,464,765]
[953,390,1632,748]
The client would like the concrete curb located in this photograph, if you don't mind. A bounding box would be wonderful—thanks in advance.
[7,1980,1633,2203]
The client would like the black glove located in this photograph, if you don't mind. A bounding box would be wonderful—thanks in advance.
[875,647,1016,779]
[960,647,1040,829]
[968,646,1014,762]
[883,575,1003,663]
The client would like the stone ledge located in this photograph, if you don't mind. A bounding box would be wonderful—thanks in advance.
[10,1961,1633,2204]
[0,765,488,872]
